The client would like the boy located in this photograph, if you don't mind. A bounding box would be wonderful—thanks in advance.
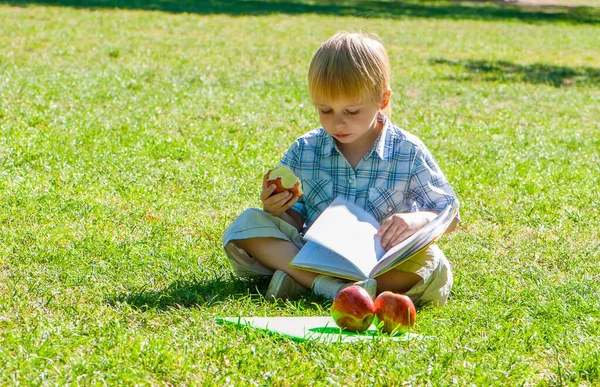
[222,31,459,306]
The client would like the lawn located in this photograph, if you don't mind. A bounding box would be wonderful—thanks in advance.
[0,0,599,385]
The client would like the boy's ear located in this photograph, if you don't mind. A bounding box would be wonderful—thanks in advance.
[380,89,392,110]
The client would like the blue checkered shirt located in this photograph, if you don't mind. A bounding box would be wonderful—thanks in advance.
[280,118,460,229]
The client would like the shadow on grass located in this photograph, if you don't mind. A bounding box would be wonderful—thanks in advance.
[108,274,324,311]
[108,275,267,311]
[431,58,600,87]
[2,0,600,25]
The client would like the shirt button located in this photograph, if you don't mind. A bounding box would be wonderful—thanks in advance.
[348,178,355,184]
[387,206,393,212]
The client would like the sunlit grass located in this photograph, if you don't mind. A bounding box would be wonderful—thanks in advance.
[0,1,599,385]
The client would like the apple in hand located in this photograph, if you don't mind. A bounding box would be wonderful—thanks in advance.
[266,165,303,197]
[373,291,416,334]
[331,285,375,332]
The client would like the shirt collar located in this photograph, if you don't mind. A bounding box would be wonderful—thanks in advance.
[372,114,392,161]
[319,114,393,160]
[319,130,337,157]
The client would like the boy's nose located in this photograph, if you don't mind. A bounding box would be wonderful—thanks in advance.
[333,113,345,128]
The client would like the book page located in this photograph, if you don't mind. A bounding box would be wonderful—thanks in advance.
[303,197,386,277]
[290,241,366,281]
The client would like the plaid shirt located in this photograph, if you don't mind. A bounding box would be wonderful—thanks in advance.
[281,118,460,229]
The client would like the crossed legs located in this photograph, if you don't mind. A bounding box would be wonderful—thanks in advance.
[234,237,318,289]
[234,237,421,295]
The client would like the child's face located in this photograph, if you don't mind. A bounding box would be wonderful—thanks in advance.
[314,94,386,147]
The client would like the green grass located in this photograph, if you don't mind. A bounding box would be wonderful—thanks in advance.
[1,0,599,385]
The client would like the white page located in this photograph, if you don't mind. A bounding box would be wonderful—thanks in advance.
[291,241,366,280]
[303,197,386,276]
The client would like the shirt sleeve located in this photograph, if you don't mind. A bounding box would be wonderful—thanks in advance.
[279,141,307,222]
[407,144,460,219]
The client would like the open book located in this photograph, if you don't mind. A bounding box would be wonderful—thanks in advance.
[290,197,458,281]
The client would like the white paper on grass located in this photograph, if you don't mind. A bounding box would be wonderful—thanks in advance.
[216,316,424,343]
[303,197,386,278]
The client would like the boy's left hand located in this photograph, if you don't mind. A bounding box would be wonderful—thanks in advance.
[376,211,437,251]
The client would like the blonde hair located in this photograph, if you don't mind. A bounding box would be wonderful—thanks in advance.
[308,31,392,118]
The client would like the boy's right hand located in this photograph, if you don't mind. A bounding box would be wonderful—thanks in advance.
[261,171,299,217]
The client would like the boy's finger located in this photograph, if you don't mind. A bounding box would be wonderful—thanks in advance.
[387,227,408,249]
[260,184,277,201]
[396,228,415,243]
[389,229,414,249]
[283,195,299,210]
[381,229,394,248]
[377,220,391,237]
[384,224,407,249]
[381,219,400,240]
[262,171,270,189]
[272,191,293,207]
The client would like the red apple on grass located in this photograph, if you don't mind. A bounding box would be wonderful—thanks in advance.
[373,291,416,334]
[331,285,375,332]
[266,165,303,197]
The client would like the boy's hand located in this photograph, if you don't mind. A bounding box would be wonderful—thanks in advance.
[261,171,298,217]
[376,211,437,251]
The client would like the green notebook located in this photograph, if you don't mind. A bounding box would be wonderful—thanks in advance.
[216,316,423,343]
